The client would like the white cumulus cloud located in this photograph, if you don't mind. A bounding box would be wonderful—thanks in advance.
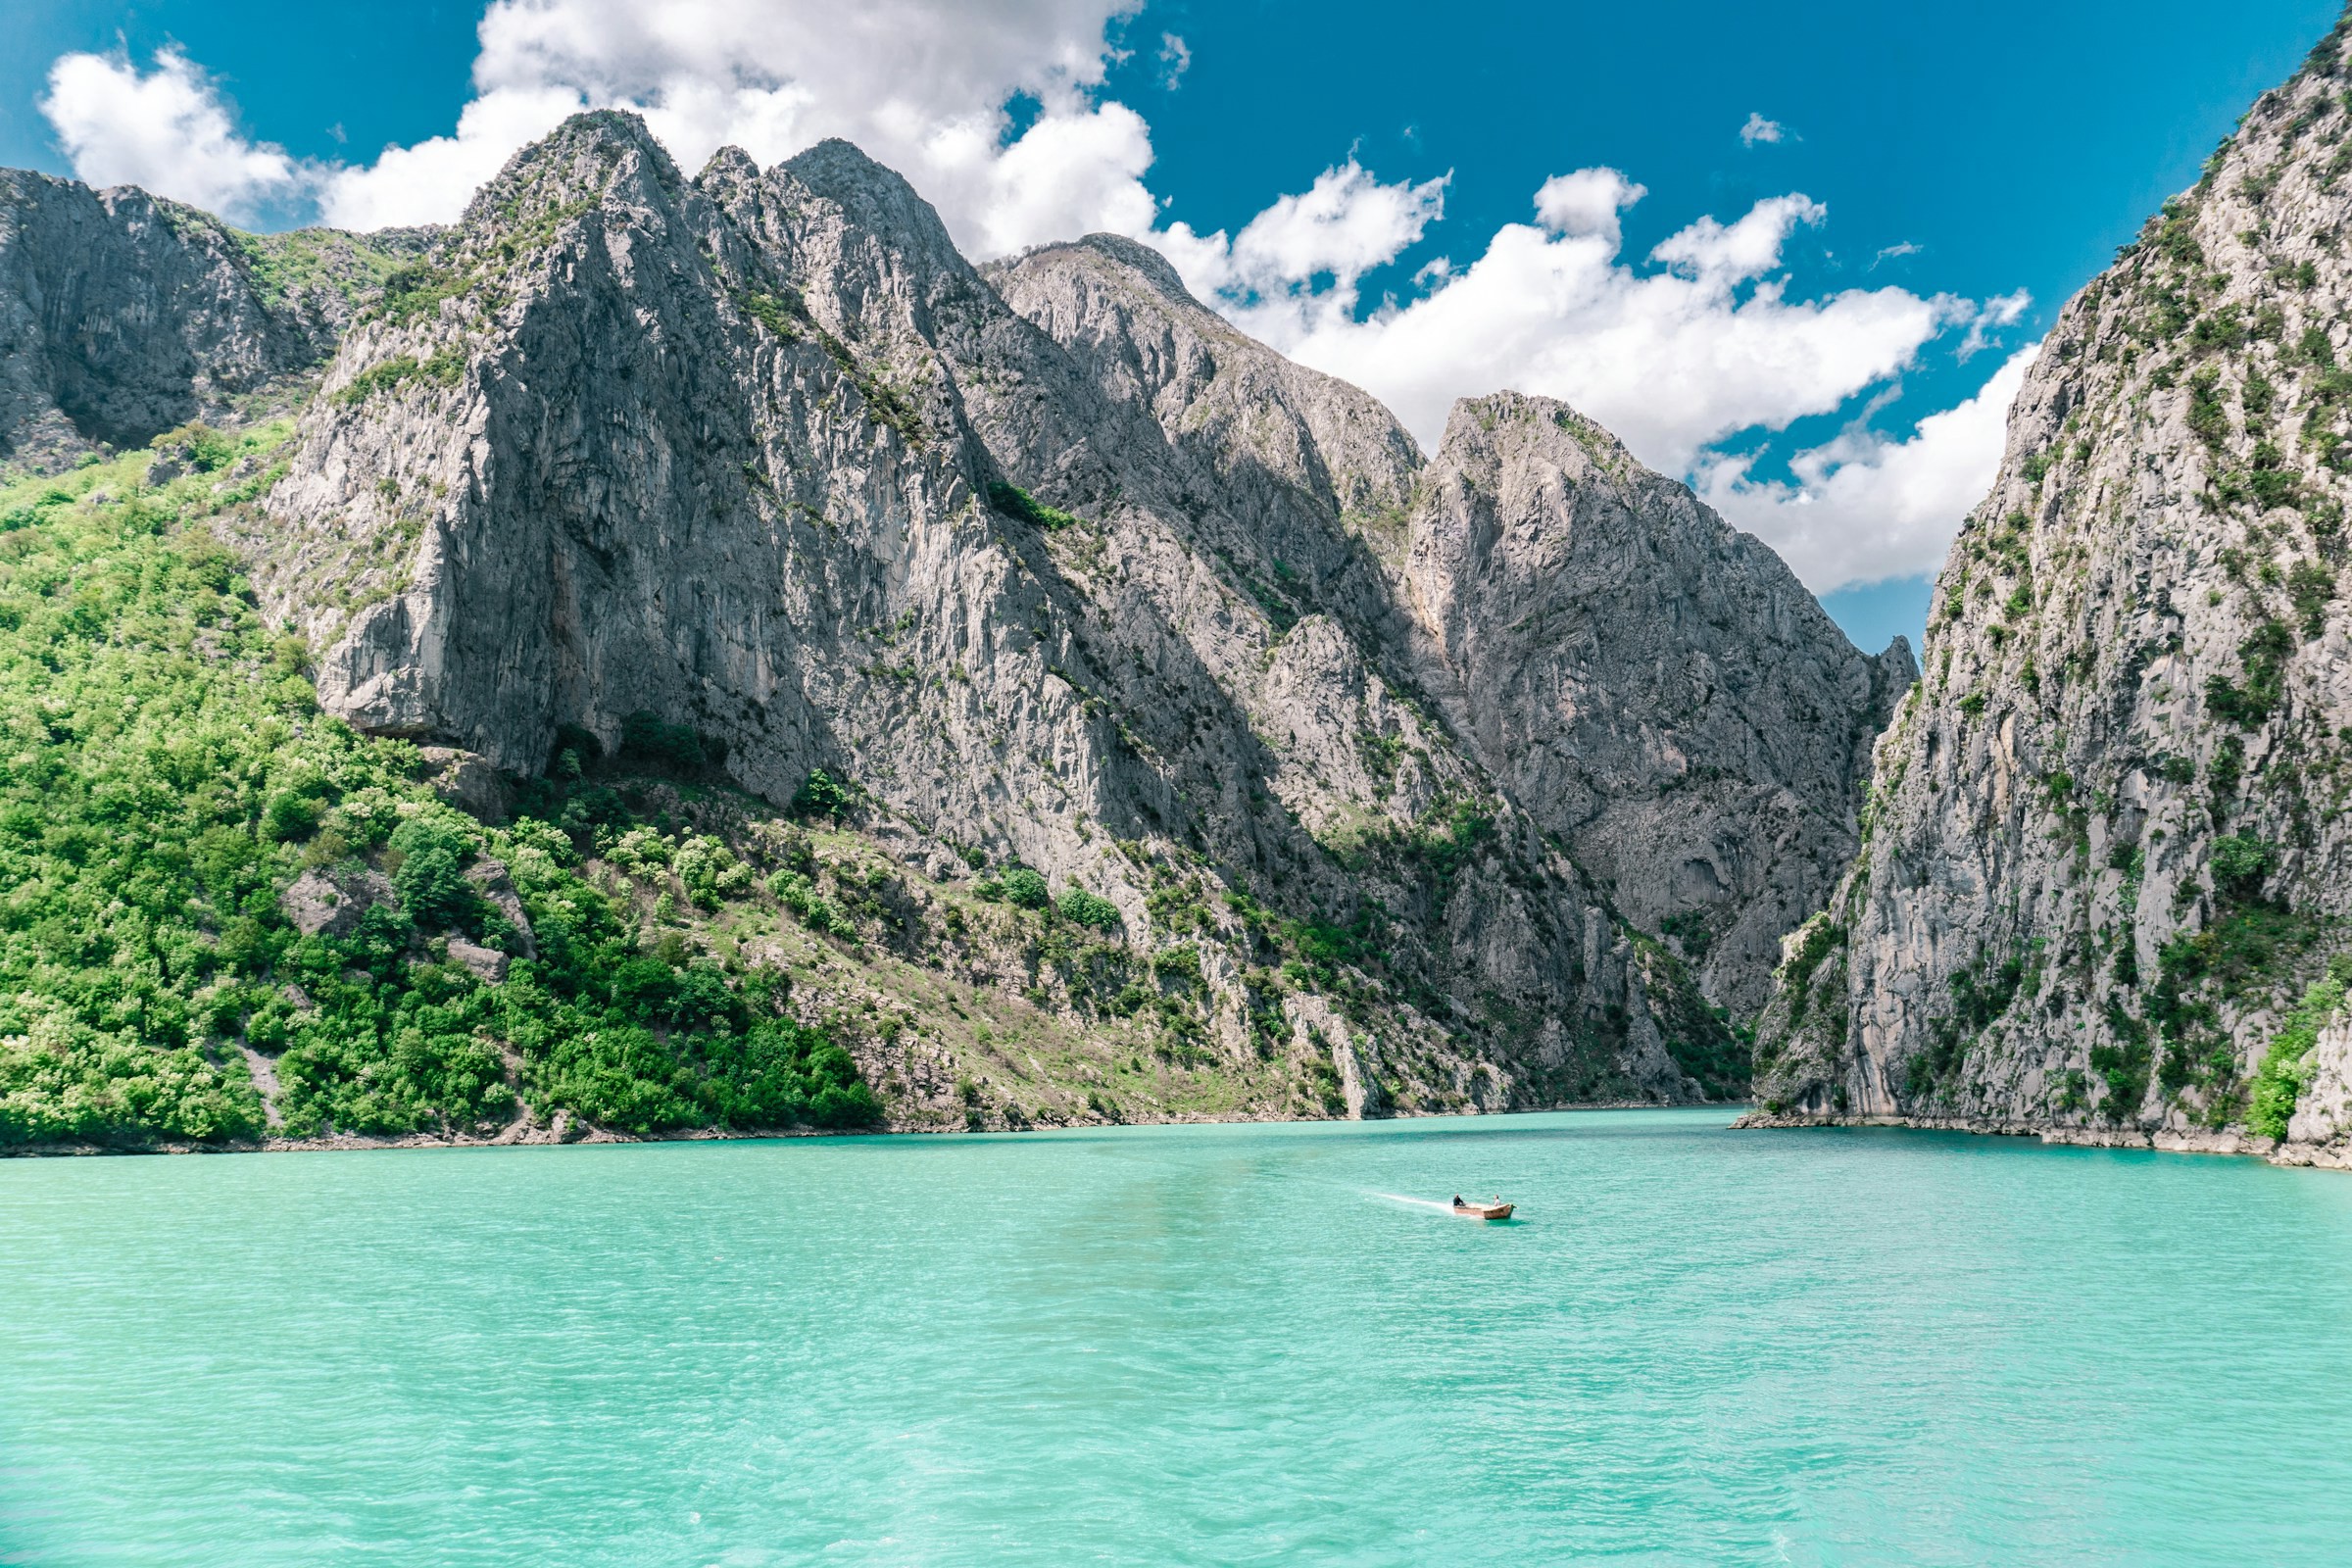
[315,0,1156,253]
[1696,343,2040,592]
[32,0,2035,595]
[1957,287,2032,361]
[1534,167,1646,246]
[39,48,306,220]
[1166,166,1991,481]
[1160,159,1450,315]
[1650,193,1826,282]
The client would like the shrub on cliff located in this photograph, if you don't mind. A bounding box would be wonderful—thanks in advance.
[1057,889,1122,933]
[999,867,1050,908]
[2247,960,2352,1140]
[986,480,1081,531]
[790,768,852,819]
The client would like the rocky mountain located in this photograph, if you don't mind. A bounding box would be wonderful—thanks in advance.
[1393,395,1913,1013]
[987,235,1913,1013]
[1748,13,2352,1170]
[0,111,1903,1147]
[0,169,424,471]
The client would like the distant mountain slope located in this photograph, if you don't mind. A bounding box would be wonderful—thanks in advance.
[1396,393,1914,1014]
[229,112,1732,1114]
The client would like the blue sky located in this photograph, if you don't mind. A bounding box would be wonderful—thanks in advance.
[3,0,2342,654]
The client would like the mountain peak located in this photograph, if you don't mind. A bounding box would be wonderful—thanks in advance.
[1437,390,1637,479]
[696,144,761,194]
[780,138,932,219]
[463,109,686,228]
[774,137,966,274]
[1070,232,1195,303]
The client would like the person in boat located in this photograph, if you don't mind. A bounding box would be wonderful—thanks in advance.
[1451,1194,1465,1207]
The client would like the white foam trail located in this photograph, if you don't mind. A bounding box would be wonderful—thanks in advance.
[1370,1191,1457,1213]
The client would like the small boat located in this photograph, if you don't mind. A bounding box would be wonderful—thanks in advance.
[1450,1196,1513,1220]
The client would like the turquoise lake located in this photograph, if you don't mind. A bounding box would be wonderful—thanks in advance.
[3,1108,2350,1564]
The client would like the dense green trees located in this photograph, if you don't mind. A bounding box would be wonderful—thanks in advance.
[0,432,878,1148]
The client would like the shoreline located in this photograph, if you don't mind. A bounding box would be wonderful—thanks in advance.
[1731,1110,2352,1171]
[21,1104,2351,1167]
[0,1096,1711,1159]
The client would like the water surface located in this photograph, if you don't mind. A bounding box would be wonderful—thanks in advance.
[3,1109,2349,1564]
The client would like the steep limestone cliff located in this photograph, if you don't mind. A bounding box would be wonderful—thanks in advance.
[990,236,1910,1013]
[0,170,422,470]
[230,112,1757,1114]
[1749,12,2352,1169]
[985,233,1422,572]
[1398,395,1914,1014]
[0,108,1909,1140]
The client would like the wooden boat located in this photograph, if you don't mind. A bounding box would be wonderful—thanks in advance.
[1450,1198,1514,1220]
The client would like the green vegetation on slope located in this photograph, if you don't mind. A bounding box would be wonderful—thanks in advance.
[227,225,415,317]
[0,434,878,1148]
[986,481,1083,532]
[2247,958,2352,1139]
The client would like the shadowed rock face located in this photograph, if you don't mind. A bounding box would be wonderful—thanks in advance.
[1397,394,1915,1014]
[0,170,424,467]
[1750,15,2352,1167]
[990,236,1911,1012]
[10,107,1905,1107]
[986,233,1423,551]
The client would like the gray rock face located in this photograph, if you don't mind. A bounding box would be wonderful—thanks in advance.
[990,237,1909,1012]
[444,939,510,984]
[280,866,397,939]
[1398,395,1915,1012]
[0,169,425,468]
[1751,20,2352,1165]
[420,746,510,823]
[464,858,536,958]
[189,110,1899,1105]
[2288,1017,2352,1146]
[987,233,1423,564]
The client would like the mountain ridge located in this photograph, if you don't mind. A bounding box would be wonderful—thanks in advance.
[0,111,1904,1150]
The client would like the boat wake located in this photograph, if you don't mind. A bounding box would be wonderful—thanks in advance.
[1370,1191,1459,1214]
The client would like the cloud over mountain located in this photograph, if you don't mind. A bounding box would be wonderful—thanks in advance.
[39,48,306,221]
[34,0,2032,594]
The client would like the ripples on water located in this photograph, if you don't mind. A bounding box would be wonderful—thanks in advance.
[2,1109,2349,1565]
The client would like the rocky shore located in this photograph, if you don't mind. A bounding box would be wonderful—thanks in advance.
[1733,1109,2352,1170]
